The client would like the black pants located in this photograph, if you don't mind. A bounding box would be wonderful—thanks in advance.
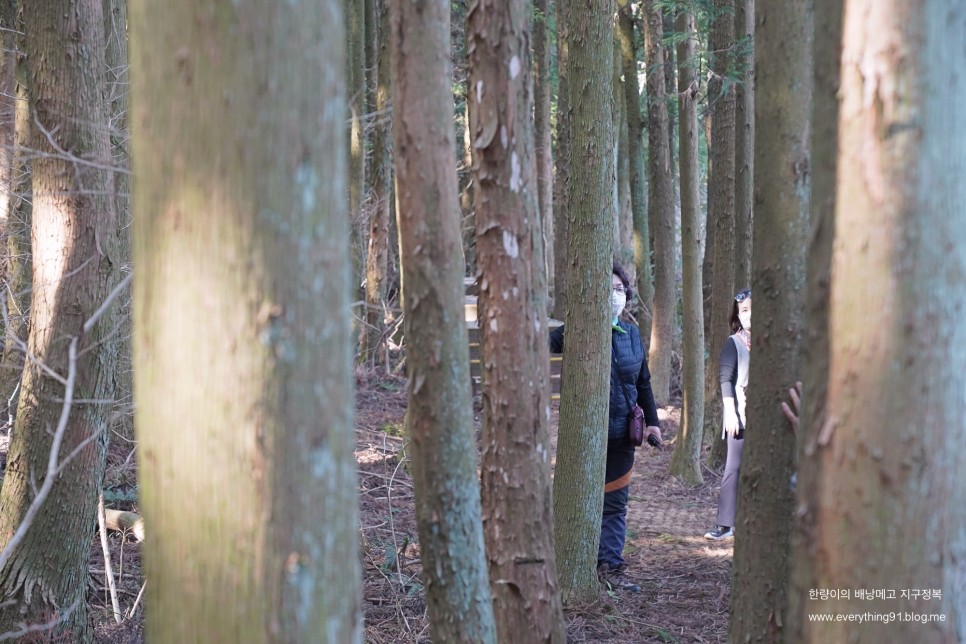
[599,437,635,569]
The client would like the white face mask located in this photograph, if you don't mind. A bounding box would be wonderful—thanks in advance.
[611,290,626,320]
[739,312,751,331]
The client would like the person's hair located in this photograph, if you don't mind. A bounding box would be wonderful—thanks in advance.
[729,288,751,333]
[613,260,634,300]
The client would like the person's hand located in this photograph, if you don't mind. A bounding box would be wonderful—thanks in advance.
[644,425,662,443]
[781,381,803,434]
[723,404,740,438]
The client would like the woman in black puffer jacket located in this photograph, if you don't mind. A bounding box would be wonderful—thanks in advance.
[549,261,662,592]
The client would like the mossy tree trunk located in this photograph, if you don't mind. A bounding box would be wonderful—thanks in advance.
[703,0,737,465]
[468,0,566,638]
[389,0,496,640]
[618,0,652,331]
[0,1,122,639]
[552,0,616,605]
[669,4,704,485]
[130,0,363,640]
[728,0,811,639]
[361,0,392,366]
[733,0,754,291]
[642,0,674,404]
[347,0,366,311]
[0,0,29,425]
[789,1,966,641]
[534,0,554,311]
[552,0,570,320]
[785,0,839,638]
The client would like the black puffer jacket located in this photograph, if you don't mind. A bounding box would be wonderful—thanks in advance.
[550,321,660,439]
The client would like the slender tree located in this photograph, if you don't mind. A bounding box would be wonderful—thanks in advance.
[617,0,652,329]
[0,1,122,638]
[389,0,496,639]
[552,0,616,604]
[790,1,966,641]
[552,0,571,319]
[642,0,674,404]
[733,0,753,290]
[785,0,840,638]
[130,1,363,640]
[668,2,704,485]
[361,0,392,365]
[534,0,554,310]
[468,1,566,637]
[727,0,811,639]
[347,0,366,300]
[703,0,737,467]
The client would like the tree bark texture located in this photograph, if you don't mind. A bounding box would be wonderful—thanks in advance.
[552,0,616,604]
[552,0,571,319]
[389,0,497,640]
[703,0,737,462]
[669,7,705,485]
[533,0,554,310]
[130,1,363,641]
[727,0,812,640]
[347,0,367,302]
[0,0,29,425]
[643,0,675,405]
[361,0,392,366]
[614,58,633,274]
[733,0,754,291]
[467,1,567,638]
[790,1,966,641]
[785,0,840,638]
[0,1,122,639]
[618,1,652,329]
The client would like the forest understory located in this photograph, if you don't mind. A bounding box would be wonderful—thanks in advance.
[0,368,732,644]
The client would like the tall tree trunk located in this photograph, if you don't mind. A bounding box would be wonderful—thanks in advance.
[130,1,363,640]
[614,56,633,275]
[533,0,554,312]
[361,0,392,366]
[552,0,615,604]
[785,0,840,638]
[642,0,674,404]
[668,4,704,484]
[733,0,754,290]
[347,0,366,310]
[103,0,135,442]
[551,0,570,319]
[618,0,652,330]
[703,0,737,465]
[468,1,566,638]
[727,0,811,639]
[662,11,676,205]
[389,0,496,640]
[790,2,966,642]
[0,1,121,638]
[0,0,29,425]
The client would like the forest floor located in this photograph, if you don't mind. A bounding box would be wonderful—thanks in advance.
[78,367,730,642]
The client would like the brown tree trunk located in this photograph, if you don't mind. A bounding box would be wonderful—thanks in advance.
[361,0,392,366]
[662,11,676,204]
[389,0,496,640]
[0,1,122,639]
[727,0,811,639]
[785,0,840,638]
[643,0,674,405]
[348,0,367,310]
[552,0,571,320]
[618,0,652,329]
[703,0,737,464]
[130,1,363,640]
[789,2,965,642]
[733,0,754,290]
[467,1,566,638]
[613,54,633,275]
[0,0,28,425]
[669,5,704,485]
[534,0,554,311]
[552,0,616,604]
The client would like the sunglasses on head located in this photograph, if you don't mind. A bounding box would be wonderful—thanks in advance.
[735,289,751,303]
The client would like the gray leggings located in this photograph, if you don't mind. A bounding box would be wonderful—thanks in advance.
[715,433,744,527]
